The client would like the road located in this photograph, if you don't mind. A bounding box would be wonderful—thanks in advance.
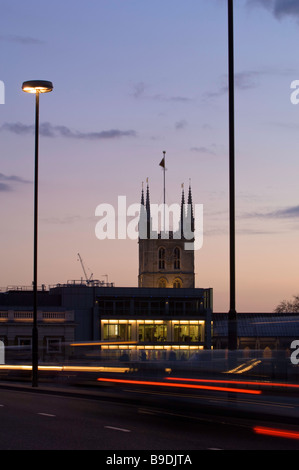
[0,384,299,451]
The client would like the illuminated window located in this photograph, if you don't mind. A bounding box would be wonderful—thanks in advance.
[158,247,165,269]
[138,323,167,342]
[174,247,180,269]
[103,323,131,341]
[173,323,202,342]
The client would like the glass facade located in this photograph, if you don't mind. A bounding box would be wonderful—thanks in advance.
[103,322,131,341]
[102,320,204,344]
[173,322,203,342]
[138,322,167,342]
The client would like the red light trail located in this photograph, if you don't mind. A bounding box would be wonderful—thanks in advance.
[254,426,299,440]
[165,376,299,389]
[97,377,262,395]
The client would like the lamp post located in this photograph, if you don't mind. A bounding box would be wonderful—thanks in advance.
[227,1,237,351]
[22,80,53,387]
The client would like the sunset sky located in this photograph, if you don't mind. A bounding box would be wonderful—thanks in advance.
[1,0,299,313]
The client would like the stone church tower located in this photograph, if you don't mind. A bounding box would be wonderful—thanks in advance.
[138,182,195,288]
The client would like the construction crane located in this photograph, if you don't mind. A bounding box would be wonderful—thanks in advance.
[77,253,93,284]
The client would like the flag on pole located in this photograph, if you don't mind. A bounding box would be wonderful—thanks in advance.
[159,151,166,168]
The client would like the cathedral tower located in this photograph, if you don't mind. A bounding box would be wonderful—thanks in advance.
[138,181,195,288]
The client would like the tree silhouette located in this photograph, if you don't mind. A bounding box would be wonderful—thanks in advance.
[274,295,299,313]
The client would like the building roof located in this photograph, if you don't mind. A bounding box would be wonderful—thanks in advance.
[94,286,211,298]
[0,290,61,307]
[213,312,299,337]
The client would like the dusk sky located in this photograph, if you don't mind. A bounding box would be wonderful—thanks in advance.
[1,0,299,313]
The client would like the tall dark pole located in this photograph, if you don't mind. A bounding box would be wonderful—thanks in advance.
[228,0,237,350]
[32,90,40,387]
[163,151,166,230]
[22,80,53,387]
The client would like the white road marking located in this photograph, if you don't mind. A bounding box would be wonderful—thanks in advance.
[37,413,56,417]
[104,426,131,433]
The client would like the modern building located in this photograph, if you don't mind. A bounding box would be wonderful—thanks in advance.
[98,286,212,360]
[50,283,213,361]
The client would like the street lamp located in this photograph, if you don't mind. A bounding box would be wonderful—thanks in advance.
[22,80,53,387]
[227,1,237,351]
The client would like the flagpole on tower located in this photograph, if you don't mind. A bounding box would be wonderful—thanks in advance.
[159,151,166,231]
[163,151,166,207]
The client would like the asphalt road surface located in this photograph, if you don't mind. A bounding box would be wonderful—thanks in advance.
[0,385,299,451]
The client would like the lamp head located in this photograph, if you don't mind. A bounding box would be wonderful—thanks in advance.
[22,80,53,94]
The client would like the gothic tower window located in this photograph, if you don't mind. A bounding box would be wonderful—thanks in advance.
[158,247,165,269]
[174,247,180,270]
[173,278,182,288]
[158,278,167,288]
